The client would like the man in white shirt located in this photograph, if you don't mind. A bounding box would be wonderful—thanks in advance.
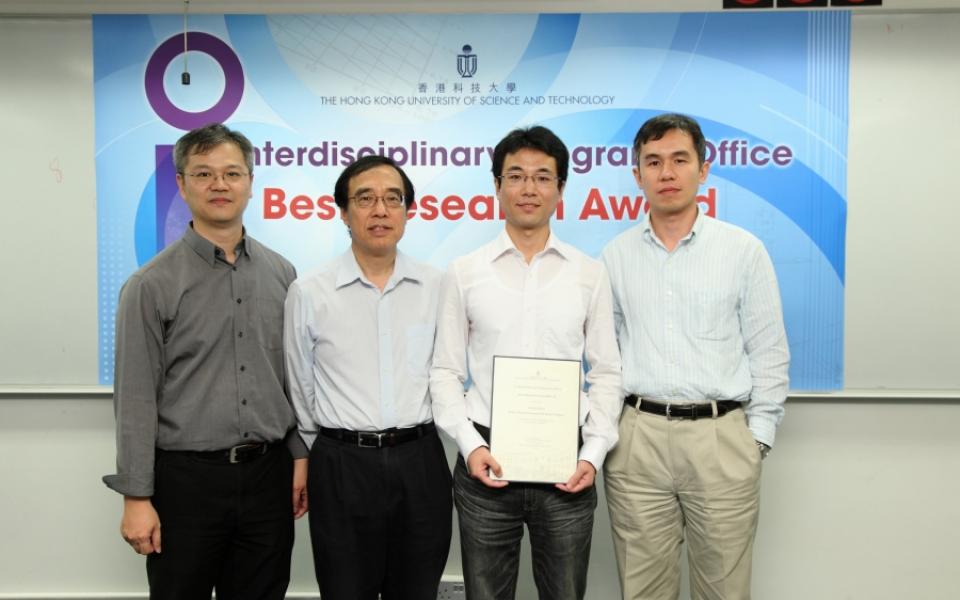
[284,155,451,600]
[430,126,622,600]
[601,113,790,600]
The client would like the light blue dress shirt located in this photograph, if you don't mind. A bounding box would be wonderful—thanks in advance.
[601,210,789,446]
[284,250,440,447]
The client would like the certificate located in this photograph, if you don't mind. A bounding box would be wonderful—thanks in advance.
[489,355,581,484]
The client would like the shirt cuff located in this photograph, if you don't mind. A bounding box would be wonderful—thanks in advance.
[285,428,309,459]
[747,416,777,448]
[455,422,489,462]
[102,472,154,497]
[577,437,608,473]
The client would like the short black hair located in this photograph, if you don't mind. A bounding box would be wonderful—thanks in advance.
[174,123,254,174]
[491,125,568,189]
[333,155,415,210]
[633,113,707,165]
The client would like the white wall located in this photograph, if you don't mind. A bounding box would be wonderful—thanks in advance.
[2,395,959,599]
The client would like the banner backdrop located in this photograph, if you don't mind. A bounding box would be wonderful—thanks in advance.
[94,13,849,389]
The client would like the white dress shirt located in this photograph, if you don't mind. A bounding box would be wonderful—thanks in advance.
[430,230,622,470]
[601,210,790,447]
[284,250,440,447]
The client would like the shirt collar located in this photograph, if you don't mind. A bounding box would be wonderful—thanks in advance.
[489,229,569,263]
[642,206,706,247]
[335,249,421,290]
[183,223,249,266]
[690,207,707,238]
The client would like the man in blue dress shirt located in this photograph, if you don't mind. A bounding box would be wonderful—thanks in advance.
[602,113,790,600]
[284,155,451,600]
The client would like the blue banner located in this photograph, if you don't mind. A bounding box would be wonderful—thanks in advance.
[94,12,848,389]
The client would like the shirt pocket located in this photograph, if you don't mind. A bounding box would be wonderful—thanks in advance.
[404,322,435,377]
[255,295,285,350]
[692,289,737,341]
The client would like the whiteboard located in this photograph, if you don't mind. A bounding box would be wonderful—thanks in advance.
[843,13,960,390]
[0,17,98,385]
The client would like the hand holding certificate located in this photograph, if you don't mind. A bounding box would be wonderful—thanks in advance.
[489,356,581,484]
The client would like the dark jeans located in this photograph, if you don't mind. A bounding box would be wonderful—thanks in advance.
[146,445,294,600]
[453,456,597,600]
[308,429,453,600]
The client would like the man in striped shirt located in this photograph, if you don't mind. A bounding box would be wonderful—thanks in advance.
[601,113,790,600]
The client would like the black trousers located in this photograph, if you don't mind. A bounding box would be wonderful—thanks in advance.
[307,429,453,600]
[146,445,294,600]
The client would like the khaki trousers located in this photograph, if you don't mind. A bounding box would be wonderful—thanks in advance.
[604,403,762,600]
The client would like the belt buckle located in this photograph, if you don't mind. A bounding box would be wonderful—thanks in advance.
[357,432,383,448]
[690,404,701,420]
[665,403,675,420]
[229,443,264,463]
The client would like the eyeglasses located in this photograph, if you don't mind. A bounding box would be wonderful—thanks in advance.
[349,193,406,209]
[497,173,561,188]
[183,170,250,185]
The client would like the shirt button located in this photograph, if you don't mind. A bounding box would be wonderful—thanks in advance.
[240,365,245,372]
[238,331,243,338]
[243,432,249,438]
[236,298,242,304]
[241,399,248,405]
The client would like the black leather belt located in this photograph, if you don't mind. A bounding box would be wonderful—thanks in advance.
[625,395,741,420]
[163,442,275,464]
[319,422,436,448]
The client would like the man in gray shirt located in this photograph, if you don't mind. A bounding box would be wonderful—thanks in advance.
[103,123,308,600]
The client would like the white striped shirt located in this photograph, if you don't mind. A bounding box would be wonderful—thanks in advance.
[601,210,789,446]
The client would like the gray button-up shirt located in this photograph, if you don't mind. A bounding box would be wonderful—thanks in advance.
[103,226,305,497]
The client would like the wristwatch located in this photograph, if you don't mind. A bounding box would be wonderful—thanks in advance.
[756,442,771,459]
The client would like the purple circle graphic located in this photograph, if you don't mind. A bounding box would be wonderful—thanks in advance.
[145,32,244,130]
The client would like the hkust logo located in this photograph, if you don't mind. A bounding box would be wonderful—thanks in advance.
[457,45,477,78]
